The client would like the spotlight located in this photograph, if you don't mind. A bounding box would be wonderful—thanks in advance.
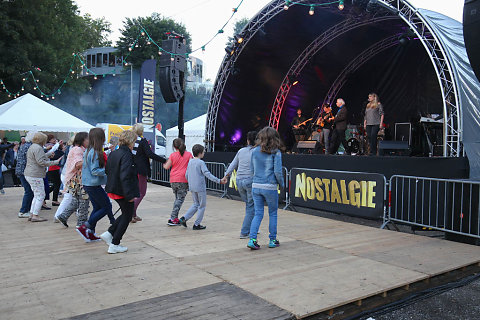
[231,67,240,76]
[292,80,299,86]
[398,34,410,46]
[309,5,314,15]
[235,35,244,44]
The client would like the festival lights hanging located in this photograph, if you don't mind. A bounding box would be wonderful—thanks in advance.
[0,0,345,101]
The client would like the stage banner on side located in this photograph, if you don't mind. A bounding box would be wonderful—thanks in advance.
[290,168,385,218]
[227,167,288,202]
[137,59,157,126]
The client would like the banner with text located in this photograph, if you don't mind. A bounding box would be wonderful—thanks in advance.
[137,59,157,126]
[227,167,288,202]
[290,168,385,218]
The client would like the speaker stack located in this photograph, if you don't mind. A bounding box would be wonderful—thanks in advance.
[159,39,187,103]
[464,0,480,81]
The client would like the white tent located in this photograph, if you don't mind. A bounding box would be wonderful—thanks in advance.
[166,114,206,156]
[0,93,93,132]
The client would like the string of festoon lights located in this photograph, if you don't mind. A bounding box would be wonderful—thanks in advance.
[0,0,345,100]
[0,0,245,100]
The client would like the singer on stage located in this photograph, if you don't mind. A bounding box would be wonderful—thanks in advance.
[364,93,384,156]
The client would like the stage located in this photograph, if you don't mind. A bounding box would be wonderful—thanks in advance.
[2,185,480,319]
[204,152,470,180]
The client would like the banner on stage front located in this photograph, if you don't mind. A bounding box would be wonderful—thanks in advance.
[227,168,288,202]
[290,168,385,218]
[137,59,157,126]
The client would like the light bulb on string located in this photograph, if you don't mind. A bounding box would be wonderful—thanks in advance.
[22,78,26,81]
[71,70,75,74]
[112,73,116,77]
[141,31,145,36]
[128,47,132,51]
[36,79,39,82]
[170,55,174,62]
[94,75,97,80]
[201,46,206,52]
[21,87,24,91]
[309,5,315,15]
[52,96,55,100]
[338,0,344,10]
[146,40,151,45]
[284,0,290,10]
[33,87,37,90]
[158,51,162,55]
[46,97,49,100]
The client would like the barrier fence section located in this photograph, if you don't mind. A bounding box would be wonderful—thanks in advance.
[205,162,227,197]
[385,175,480,239]
[151,160,170,184]
[151,161,227,197]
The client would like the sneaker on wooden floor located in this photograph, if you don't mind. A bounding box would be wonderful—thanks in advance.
[168,218,181,226]
[18,212,30,218]
[100,231,113,245]
[108,243,128,254]
[76,224,91,242]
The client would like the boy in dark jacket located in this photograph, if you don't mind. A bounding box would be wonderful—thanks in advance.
[100,130,140,254]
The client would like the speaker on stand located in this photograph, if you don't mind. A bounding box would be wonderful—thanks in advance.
[158,39,187,103]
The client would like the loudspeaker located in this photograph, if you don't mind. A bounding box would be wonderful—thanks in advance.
[159,39,187,71]
[378,140,410,156]
[464,0,480,81]
[294,141,322,154]
[159,66,184,103]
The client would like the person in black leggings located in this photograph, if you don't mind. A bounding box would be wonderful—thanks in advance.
[363,93,384,156]
[100,130,140,254]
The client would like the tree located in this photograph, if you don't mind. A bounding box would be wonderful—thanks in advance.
[227,17,249,45]
[116,13,192,69]
[0,0,111,103]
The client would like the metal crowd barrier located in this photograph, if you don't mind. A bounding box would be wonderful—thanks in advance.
[205,161,227,197]
[384,175,480,239]
[151,160,170,184]
[283,166,291,209]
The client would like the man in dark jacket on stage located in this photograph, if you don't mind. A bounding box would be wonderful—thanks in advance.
[329,98,349,155]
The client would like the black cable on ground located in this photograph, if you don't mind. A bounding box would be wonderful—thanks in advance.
[344,272,480,320]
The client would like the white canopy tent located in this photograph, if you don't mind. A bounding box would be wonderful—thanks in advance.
[166,114,206,156]
[0,94,93,133]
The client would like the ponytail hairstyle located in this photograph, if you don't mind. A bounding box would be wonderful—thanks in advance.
[88,128,106,168]
[367,93,380,109]
[173,138,186,156]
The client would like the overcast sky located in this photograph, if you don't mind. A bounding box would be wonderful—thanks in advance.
[74,0,464,80]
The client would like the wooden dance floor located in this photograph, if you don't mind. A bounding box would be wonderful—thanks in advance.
[1,184,480,319]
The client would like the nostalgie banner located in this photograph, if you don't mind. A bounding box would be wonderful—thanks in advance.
[290,168,386,218]
[227,167,288,202]
[137,59,157,126]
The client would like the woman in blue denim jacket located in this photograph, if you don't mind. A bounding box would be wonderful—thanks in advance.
[78,128,115,242]
[247,127,284,250]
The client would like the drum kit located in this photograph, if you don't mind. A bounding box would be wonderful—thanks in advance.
[345,125,384,155]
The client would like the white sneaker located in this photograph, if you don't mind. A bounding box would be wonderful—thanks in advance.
[18,212,30,218]
[100,231,113,245]
[108,243,128,254]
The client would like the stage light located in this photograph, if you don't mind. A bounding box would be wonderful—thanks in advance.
[284,0,291,10]
[309,6,315,15]
[292,80,299,86]
[235,35,244,44]
[339,0,344,10]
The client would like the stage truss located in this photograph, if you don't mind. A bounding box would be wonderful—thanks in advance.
[206,0,462,157]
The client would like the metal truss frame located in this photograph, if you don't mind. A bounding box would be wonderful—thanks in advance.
[322,34,401,109]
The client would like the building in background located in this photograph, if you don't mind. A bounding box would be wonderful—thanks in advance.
[186,56,213,94]
[80,47,125,77]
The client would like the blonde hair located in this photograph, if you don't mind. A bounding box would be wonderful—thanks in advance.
[119,130,137,147]
[367,93,380,109]
[132,123,144,136]
[337,98,345,105]
[32,132,47,145]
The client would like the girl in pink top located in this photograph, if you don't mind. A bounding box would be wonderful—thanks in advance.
[163,138,192,226]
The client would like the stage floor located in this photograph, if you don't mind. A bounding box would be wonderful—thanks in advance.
[1,185,480,319]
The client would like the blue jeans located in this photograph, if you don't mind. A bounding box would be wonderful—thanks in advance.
[250,188,278,240]
[19,175,34,213]
[83,185,114,232]
[0,170,3,190]
[237,177,254,236]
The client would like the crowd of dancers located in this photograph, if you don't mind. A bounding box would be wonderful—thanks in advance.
[12,125,284,253]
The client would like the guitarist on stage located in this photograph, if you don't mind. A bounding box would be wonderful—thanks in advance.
[316,104,335,153]
[291,108,309,142]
